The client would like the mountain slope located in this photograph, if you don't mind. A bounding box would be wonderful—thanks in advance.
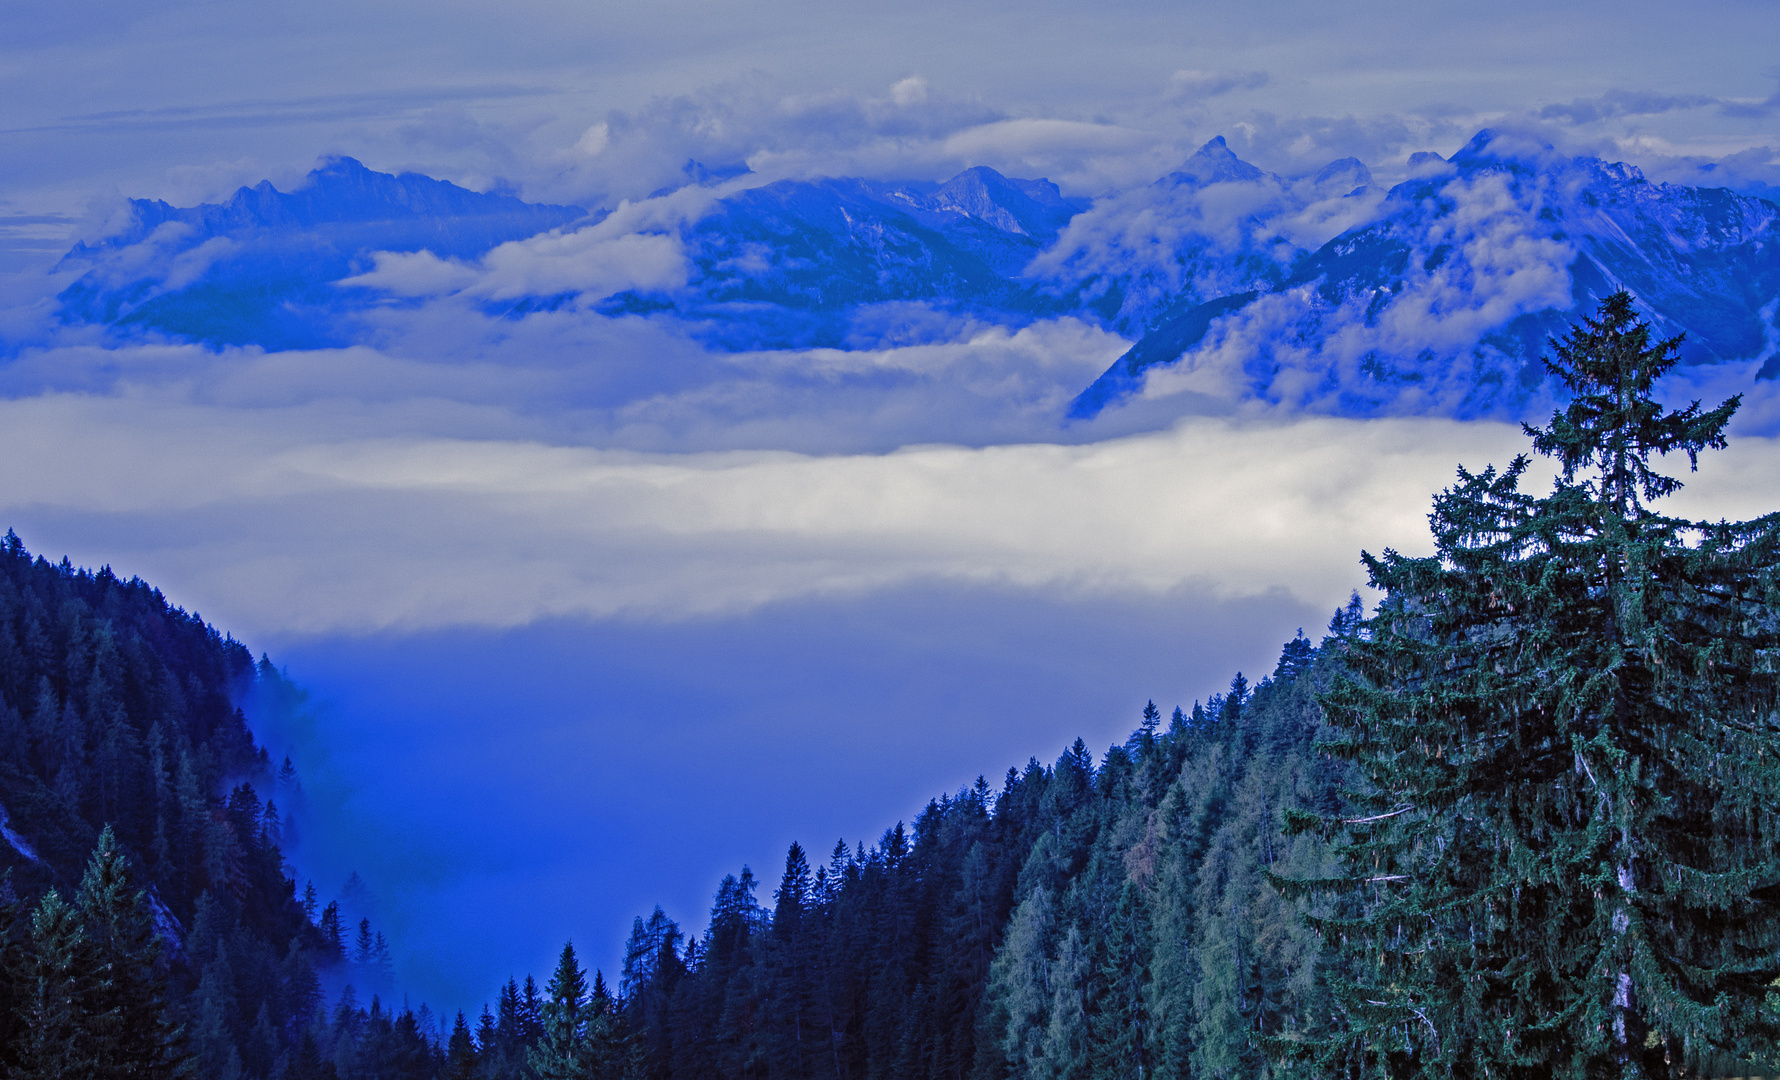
[0,534,443,1078]
[56,158,588,350]
[1028,137,1382,336]
[1071,131,1780,419]
[596,168,1087,349]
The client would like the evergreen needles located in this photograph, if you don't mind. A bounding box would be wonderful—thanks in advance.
[1281,293,1780,1080]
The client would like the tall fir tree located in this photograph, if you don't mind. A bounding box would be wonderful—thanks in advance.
[13,889,98,1080]
[75,824,189,1079]
[1282,293,1780,1079]
[446,1011,479,1080]
[532,942,590,1080]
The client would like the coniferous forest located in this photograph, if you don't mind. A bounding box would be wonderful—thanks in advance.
[4,294,1780,1079]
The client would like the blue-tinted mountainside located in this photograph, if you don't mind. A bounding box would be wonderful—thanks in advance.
[601,167,1088,348]
[1071,131,1780,419]
[56,157,588,349]
[1030,137,1381,337]
[51,133,1780,420]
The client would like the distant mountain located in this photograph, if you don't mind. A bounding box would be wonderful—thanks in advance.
[1029,136,1382,336]
[56,157,587,350]
[1071,131,1780,419]
[50,134,1780,421]
[597,168,1088,349]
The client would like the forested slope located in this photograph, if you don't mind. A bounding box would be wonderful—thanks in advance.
[0,532,444,1079]
[0,521,1357,1080]
[471,614,1362,1080]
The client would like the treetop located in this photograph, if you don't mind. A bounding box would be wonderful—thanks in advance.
[1526,291,1740,512]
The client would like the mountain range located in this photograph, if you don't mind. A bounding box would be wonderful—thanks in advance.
[51,131,1780,419]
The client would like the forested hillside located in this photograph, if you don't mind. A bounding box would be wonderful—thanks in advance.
[0,515,1360,1080]
[472,618,1356,1080]
[468,297,1780,1080]
[0,532,444,1078]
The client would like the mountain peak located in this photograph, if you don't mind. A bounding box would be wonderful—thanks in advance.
[312,155,373,177]
[1448,127,1567,175]
[1309,156,1372,194]
[1170,137,1265,186]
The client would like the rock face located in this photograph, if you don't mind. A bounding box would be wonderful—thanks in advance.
[53,133,1780,420]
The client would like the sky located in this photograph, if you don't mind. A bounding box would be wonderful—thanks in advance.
[4,0,1780,1016]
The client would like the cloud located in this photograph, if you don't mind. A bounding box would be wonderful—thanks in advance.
[1026,142,1388,332]
[546,75,1012,202]
[1533,84,1780,127]
[1717,90,1780,121]
[1220,112,1434,177]
[1167,70,1269,103]
[523,75,1199,203]
[1,303,1134,448]
[6,362,1773,647]
[1539,89,1718,125]
[335,185,715,304]
[337,251,481,297]
[0,379,1534,637]
[1612,142,1780,199]
[940,118,1150,164]
[474,229,688,302]
[890,77,929,107]
[573,123,609,157]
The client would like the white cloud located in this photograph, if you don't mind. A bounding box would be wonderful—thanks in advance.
[1027,145,1388,332]
[8,373,1770,644]
[891,77,929,107]
[337,186,716,304]
[765,319,1122,380]
[474,228,687,302]
[940,118,1150,162]
[337,250,480,297]
[573,122,609,157]
[0,384,1522,635]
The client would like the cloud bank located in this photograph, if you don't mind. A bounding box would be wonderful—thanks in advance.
[7,366,1775,644]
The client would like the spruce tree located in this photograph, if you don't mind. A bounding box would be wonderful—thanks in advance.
[532,941,590,1080]
[1281,293,1780,1079]
[1091,878,1151,1080]
[583,972,624,1080]
[13,889,101,1080]
[75,824,189,1079]
[446,1011,479,1080]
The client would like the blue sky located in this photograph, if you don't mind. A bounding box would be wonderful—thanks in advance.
[4,0,1780,1016]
